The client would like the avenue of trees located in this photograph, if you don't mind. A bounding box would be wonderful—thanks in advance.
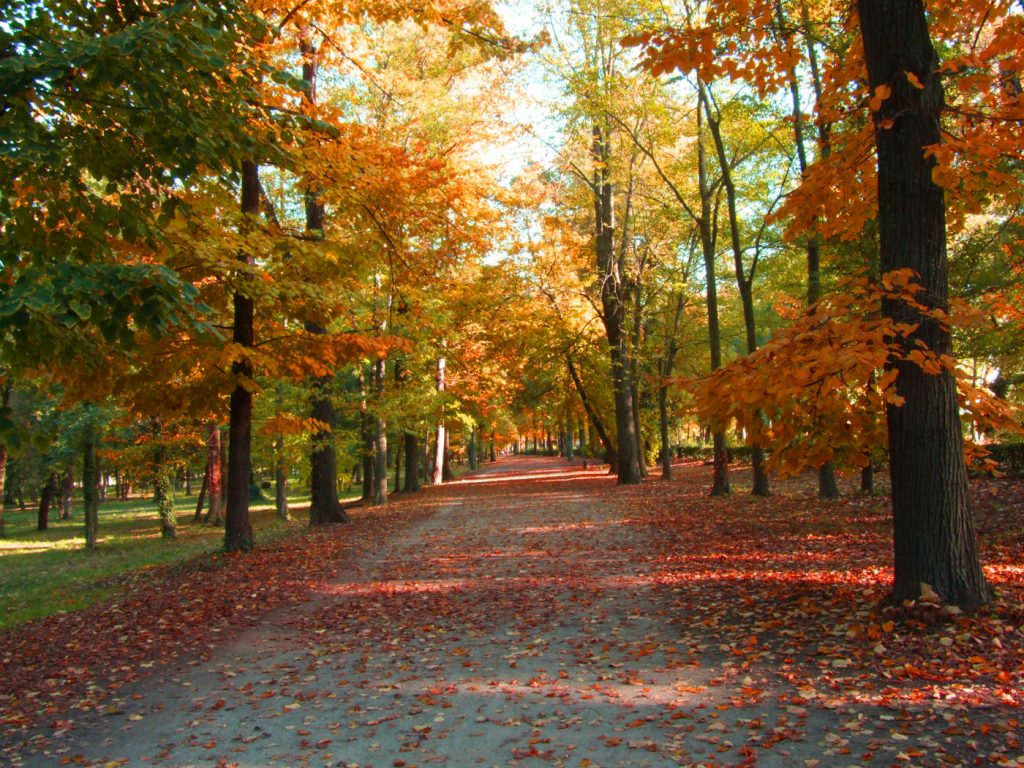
[2,0,1023,608]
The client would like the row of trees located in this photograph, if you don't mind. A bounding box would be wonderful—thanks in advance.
[0,1,543,547]
[500,0,1023,609]
[3,0,1022,608]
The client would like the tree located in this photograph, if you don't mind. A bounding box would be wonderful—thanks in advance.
[858,0,991,607]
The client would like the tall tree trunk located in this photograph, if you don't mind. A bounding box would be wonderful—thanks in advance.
[404,432,420,492]
[658,385,672,479]
[194,465,209,522]
[206,423,225,526]
[859,0,990,608]
[565,416,574,462]
[566,356,618,472]
[309,367,347,523]
[272,383,289,522]
[83,439,99,550]
[373,359,388,506]
[152,417,175,540]
[489,430,497,463]
[432,357,446,485]
[0,382,9,537]
[442,430,452,482]
[274,433,289,522]
[701,82,768,497]
[393,436,402,494]
[861,463,874,494]
[361,403,374,502]
[783,4,840,499]
[468,426,478,469]
[299,29,346,525]
[38,472,57,531]
[224,159,257,552]
[593,122,642,484]
[695,104,730,496]
[61,464,73,520]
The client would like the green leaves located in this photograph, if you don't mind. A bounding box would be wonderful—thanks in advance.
[0,262,216,371]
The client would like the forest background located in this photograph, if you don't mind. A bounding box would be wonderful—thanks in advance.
[1,0,1023,614]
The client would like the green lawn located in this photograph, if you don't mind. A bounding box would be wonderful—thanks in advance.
[0,491,316,632]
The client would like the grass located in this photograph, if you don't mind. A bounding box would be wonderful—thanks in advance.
[0,490,328,632]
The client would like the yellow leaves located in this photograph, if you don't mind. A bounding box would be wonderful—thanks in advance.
[260,415,330,437]
[688,270,1018,477]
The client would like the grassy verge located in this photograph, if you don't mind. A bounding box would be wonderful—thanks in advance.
[0,490,334,632]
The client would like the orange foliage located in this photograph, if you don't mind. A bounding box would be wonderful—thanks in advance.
[690,271,1021,475]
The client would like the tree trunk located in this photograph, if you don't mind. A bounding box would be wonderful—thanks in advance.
[83,439,99,550]
[194,465,209,522]
[565,416,574,462]
[61,464,73,520]
[490,430,497,463]
[0,442,6,538]
[566,356,618,472]
[442,430,452,482]
[393,436,402,494]
[784,4,841,500]
[818,462,840,499]
[702,82,767,497]
[404,433,420,492]
[38,472,57,531]
[373,359,388,506]
[224,158,258,552]
[861,463,874,494]
[433,357,446,485]
[309,368,347,523]
[696,105,730,496]
[468,426,478,469]
[592,122,642,484]
[274,436,289,522]
[860,0,990,608]
[659,385,672,480]
[152,418,175,540]
[206,423,225,526]
[0,383,9,536]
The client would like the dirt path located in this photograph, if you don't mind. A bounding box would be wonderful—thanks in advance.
[7,457,1021,767]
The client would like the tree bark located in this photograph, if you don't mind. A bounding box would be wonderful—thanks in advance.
[566,356,618,472]
[592,122,642,484]
[194,464,208,522]
[373,359,388,506]
[404,432,420,492]
[61,464,73,520]
[206,423,225,525]
[83,439,99,550]
[701,82,768,496]
[393,435,402,494]
[782,16,842,499]
[224,159,258,552]
[468,426,478,469]
[152,418,175,540]
[695,104,730,496]
[432,357,446,485]
[274,433,289,522]
[38,472,57,531]
[859,0,990,607]
[0,382,9,537]
[818,463,840,498]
